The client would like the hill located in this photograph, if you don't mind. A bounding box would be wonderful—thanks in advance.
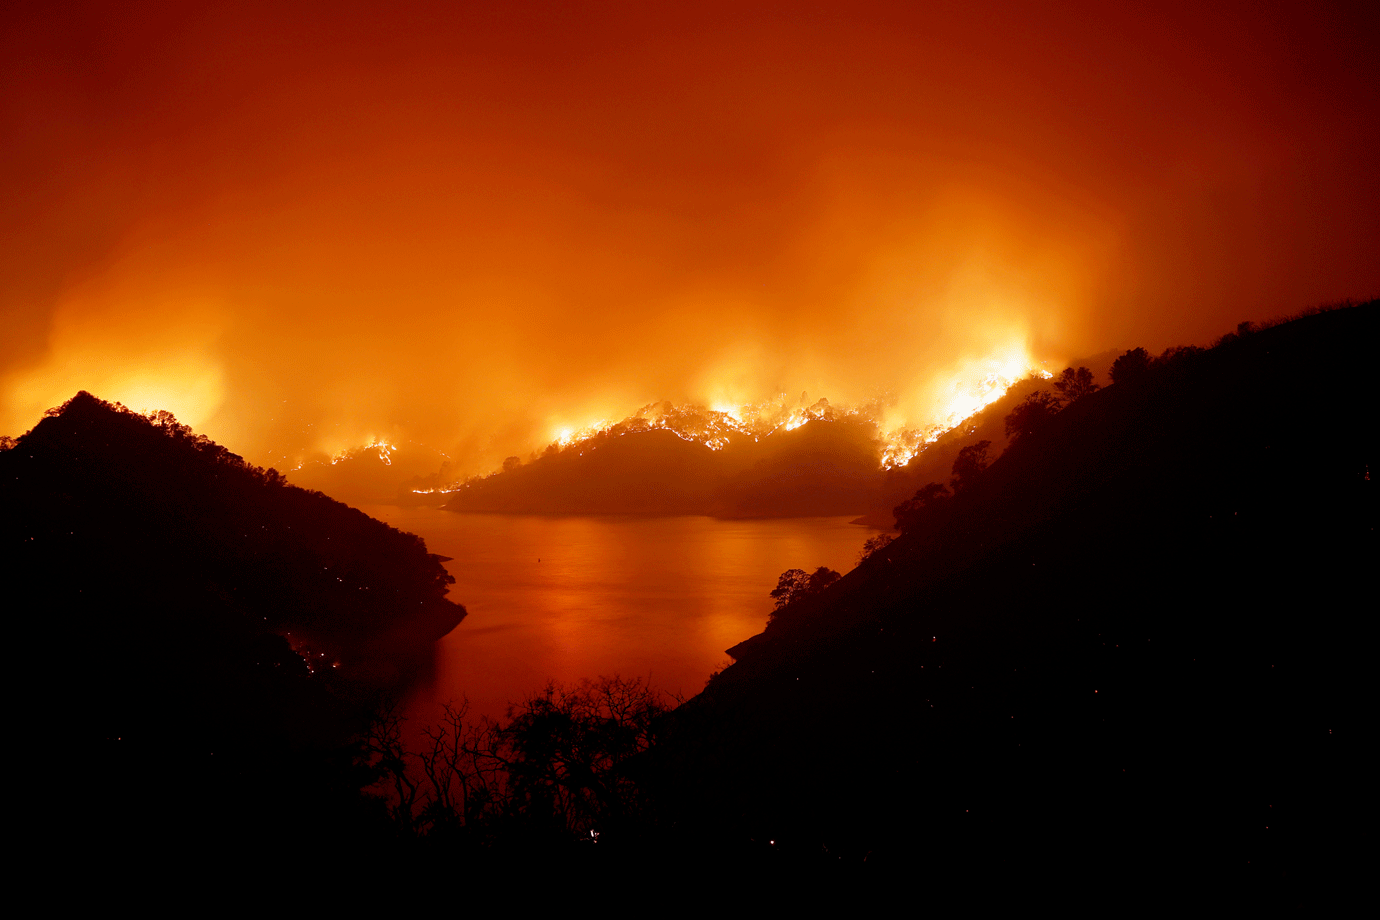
[442,411,888,517]
[436,360,1120,521]
[1,393,466,849]
[650,302,1374,892]
[287,438,454,506]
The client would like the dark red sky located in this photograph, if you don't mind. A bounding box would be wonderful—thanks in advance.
[3,1,1375,472]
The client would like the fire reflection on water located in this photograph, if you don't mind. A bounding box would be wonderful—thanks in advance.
[361,506,882,725]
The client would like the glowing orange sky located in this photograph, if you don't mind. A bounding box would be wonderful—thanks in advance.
[3,2,1376,474]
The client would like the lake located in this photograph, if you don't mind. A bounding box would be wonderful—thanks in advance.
[359,506,883,723]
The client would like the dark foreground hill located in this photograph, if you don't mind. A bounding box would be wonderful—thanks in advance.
[648,303,1373,894]
[1,393,465,851]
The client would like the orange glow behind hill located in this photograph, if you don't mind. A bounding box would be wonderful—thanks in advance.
[2,3,1376,471]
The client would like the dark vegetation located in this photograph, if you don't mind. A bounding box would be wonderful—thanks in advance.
[365,677,669,854]
[853,353,1121,528]
[889,364,1100,534]
[1,393,464,852]
[768,566,843,620]
[673,300,1373,895]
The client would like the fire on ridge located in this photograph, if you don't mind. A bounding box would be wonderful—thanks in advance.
[411,347,1052,496]
[539,355,1047,472]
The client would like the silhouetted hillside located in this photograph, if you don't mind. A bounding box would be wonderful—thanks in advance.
[711,416,889,517]
[1,393,466,851]
[446,427,728,514]
[438,365,1129,521]
[859,373,1055,526]
[443,414,888,517]
[652,302,1374,894]
[3,392,464,675]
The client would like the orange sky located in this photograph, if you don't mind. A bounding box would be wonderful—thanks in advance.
[3,1,1376,474]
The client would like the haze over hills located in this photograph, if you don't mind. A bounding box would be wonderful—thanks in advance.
[283,379,1074,519]
[430,374,1100,520]
[286,437,454,506]
[267,347,1125,519]
[377,352,1117,520]
[7,4,1375,480]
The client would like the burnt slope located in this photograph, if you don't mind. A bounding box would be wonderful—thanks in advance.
[656,303,1374,891]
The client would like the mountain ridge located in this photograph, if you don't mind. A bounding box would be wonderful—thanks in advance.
[650,301,1374,887]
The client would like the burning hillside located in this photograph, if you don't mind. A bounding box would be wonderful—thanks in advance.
[426,356,1057,518]
[287,437,455,505]
[405,350,1052,507]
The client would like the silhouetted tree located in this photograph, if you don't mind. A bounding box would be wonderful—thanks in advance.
[498,677,666,838]
[808,565,842,593]
[1158,344,1204,367]
[859,532,895,563]
[364,699,422,833]
[371,677,669,842]
[769,569,809,609]
[1004,391,1061,443]
[1053,367,1099,404]
[770,566,842,616]
[1109,348,1152,384]
[950,440,992,493]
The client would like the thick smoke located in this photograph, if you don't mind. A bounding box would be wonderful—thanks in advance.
[3,3,1376,475]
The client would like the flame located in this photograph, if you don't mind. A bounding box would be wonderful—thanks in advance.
[525,347,1047,474]
[554,421,615,448]
[394,343,1051,492]
[330,437,397,466]
[931,361,1052,431]
[870,340,1052,469]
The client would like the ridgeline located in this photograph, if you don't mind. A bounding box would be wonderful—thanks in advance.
[2,392,465,849]
[441,412,888,517]
[650,301,1373,891]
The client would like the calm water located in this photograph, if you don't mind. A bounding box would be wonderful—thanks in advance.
[360,506,882,722]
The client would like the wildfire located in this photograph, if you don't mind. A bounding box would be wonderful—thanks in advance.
[331,437,397,466]
[406,345,1051,492]
[566,396,852,453]
[933,368,1052,431]
[534,362,1045,473]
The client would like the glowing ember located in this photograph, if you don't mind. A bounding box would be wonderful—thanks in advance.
[331,437,397,466]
